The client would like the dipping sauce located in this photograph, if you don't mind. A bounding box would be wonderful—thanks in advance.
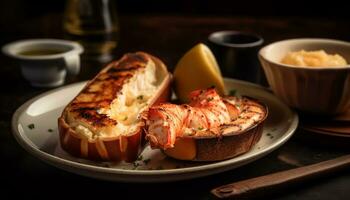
[281,50,347,67]
[18,49,66,56]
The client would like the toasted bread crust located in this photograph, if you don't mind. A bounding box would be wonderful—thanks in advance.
[190,121,264,161]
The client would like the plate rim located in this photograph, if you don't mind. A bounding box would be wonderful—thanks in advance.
[11,78,299,177]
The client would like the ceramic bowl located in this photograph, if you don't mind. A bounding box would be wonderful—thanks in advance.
[2,39,83,87]
[259,38,350,115]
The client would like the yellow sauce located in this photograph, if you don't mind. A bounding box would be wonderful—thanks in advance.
[281,50,347,67]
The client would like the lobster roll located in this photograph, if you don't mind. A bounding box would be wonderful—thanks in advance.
[58,52,171,162]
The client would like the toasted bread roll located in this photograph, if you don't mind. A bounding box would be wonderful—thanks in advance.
[58,52,171,162]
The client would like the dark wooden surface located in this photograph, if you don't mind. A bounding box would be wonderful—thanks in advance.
[2,14,350,199]
[212,155,350,198]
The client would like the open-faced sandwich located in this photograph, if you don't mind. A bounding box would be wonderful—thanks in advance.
[58,52,171,162]
[142,88,268,161]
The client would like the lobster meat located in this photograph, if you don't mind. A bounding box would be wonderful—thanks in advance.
[143,88,265,150]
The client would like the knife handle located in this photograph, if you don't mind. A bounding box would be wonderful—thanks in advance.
[211,154,350,199]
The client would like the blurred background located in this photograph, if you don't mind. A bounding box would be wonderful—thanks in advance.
[1,0,348,68]
[1,0,349,62]
[1,0,349,21]
[1,0,349,42]
[1,0,348,54]
[1,0,350,83]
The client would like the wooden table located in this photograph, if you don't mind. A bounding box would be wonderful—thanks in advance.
[1,14,350,199]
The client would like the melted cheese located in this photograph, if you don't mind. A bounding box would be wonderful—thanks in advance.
[72,60,158,139]
[106,61,157,135]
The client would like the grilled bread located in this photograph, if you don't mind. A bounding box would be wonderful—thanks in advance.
[58,52,171,162]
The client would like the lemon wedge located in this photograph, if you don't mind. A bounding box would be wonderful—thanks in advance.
[173,43,225,102]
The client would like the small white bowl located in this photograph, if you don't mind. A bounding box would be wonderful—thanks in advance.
[2,39,83,87]
[259,38,350,115]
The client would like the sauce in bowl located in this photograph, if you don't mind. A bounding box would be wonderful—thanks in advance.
[18,49,66,56]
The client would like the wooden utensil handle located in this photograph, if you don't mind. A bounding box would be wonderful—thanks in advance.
[211,154,350,199]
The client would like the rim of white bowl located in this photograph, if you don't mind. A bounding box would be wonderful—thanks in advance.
[209,30,264,48]
[259,38,350,70]
[2,38,84,60]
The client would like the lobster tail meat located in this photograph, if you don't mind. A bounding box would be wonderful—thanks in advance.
[144,88,265,150]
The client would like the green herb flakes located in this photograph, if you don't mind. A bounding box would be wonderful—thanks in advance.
[132,162,140,169]
[143,158,151,165]
[185,132,194,136]
[137,95,144,100]
[229,89,237,96]
[207,97,214,101]
[137,155,143,161]
[28,124,35,129]
[156,166,164,170]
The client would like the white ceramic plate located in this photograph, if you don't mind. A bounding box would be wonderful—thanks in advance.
[12,78,298,182]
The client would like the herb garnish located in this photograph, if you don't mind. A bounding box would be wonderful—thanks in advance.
[143,158,151,165]
[198,127,204,131]
[123,116,128,121]
[266,133,274,139]
[185,132,195,136]
[207,97,214,102]
[156,165,164,170]
[28,124,35,129]
[133,162,140,169]
[229,89,237,96]
[137,155,143,161]
[137,95,144,100]
[48,129,53,132]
